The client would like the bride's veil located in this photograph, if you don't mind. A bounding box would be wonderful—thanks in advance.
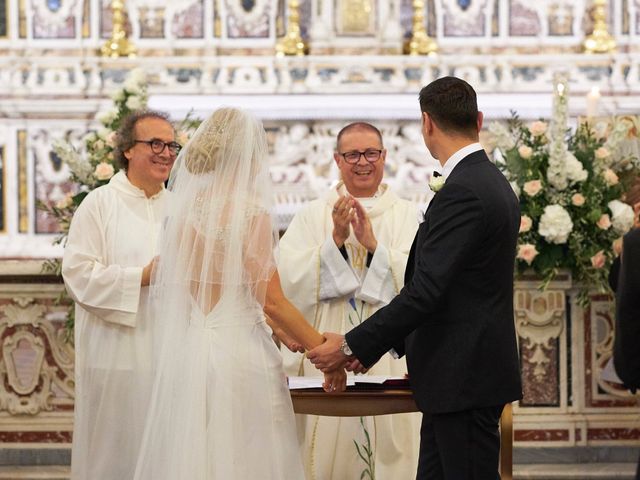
[133,108,278,479]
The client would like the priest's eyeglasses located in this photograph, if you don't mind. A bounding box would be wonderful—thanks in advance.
[339,149,383,164]
[135,139,182,155]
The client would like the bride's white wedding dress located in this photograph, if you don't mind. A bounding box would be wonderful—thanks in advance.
[133,108,305,479]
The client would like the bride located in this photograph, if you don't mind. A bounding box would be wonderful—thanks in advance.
[133,107,345,479]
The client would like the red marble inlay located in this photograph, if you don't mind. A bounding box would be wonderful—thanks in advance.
[583,295,638,408]
[514,429,569,442]
[0,431,72,443]
[587,428,640,440]
[575,429,582,441]
[519,338,560,406]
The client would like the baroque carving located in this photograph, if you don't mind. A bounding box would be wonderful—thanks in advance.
[514,289,565,380]
[0,297,74,416]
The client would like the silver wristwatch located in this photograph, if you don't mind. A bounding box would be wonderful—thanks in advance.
[340,338,353,356]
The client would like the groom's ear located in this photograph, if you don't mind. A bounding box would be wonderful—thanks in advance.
[476,111,484,133]
[421,112,431,134]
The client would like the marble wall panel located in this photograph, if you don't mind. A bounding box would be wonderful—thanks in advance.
[584,295,638,408]
[172,0,205,38]
[442,0,488,37]
[225,0,271,38]
[31,0,78,39]
[30,129,77,234]
[0,145,4,233]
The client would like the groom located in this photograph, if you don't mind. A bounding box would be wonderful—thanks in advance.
[308,76,523,479]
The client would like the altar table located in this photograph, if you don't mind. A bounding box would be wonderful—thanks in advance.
[290,388,513,480]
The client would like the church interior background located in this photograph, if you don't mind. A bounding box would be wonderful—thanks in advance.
[1,0,640,478]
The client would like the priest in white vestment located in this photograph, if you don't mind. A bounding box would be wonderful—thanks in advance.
[62,111,178,480]
[279,122,421,479]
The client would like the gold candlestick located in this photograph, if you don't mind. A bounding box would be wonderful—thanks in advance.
[101,0,136,58]
[275,0,306,56]
[583,0,616,54]
[407,0,437,55]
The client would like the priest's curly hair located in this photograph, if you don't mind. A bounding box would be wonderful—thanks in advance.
[114,110,174,170]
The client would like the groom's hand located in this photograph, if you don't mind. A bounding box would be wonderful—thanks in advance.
[307,332,350,372]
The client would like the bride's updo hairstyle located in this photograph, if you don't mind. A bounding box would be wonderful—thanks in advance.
[176,107,267,181]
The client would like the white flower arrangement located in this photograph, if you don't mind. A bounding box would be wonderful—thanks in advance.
[491,72,640,301]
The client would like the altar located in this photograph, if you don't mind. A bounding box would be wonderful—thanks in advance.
[290,387,514,480]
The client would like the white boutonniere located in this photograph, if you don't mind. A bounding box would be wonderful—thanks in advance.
[428,174,445,193]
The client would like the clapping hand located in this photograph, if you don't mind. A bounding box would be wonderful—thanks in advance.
[350,200,377,253]
[331,196,355,248]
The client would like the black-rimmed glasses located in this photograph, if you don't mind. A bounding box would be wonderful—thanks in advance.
[135,139,182,155]
[339,149,383,164]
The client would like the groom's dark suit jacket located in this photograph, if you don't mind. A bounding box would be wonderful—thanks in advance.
[613,228,640,391]
[346,149,522,414]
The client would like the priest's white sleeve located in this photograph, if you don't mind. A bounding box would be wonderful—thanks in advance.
[62,196,143,328]
[356,244,396,305]
[318,236,360,301]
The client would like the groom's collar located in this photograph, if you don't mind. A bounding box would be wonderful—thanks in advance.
[440,142,483,179]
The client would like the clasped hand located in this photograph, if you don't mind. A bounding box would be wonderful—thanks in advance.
[332,196,377,253]
[308,332,368,391]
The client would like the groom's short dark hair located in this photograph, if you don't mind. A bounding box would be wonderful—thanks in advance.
[419,76,478,138]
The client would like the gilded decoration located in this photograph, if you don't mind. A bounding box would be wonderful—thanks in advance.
[336,0,375,35]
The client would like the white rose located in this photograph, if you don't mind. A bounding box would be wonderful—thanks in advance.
[538,205,573,244]
[529,121,548,137]
[608,200,635,234]
[111,89,126,102]
[518,145,533,159]
[55,193,73,210]
[126,96,143,110]
[565,152,588,183]
[97,109,118,125]
[428,175,446,193]
[94,162,115,181]
[124,68,146,92]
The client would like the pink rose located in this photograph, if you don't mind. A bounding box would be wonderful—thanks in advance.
[517,244,539,265]
[529,121,548,137]
[602,169,619,186]
[106,131,118,148]
[595,147,610,159]
[523,180,543,197]
[177,131,189,146]
[571,193,585,207]
[519,215,533,233]
[590,250,606,269]
[596,214,611,230]
[613,237,623,256]
[94,162,115,181]
[518,145,533,159]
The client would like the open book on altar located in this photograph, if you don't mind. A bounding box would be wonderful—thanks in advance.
[288,375,410,390]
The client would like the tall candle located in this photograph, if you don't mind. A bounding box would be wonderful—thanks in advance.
[586,87,601,118]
